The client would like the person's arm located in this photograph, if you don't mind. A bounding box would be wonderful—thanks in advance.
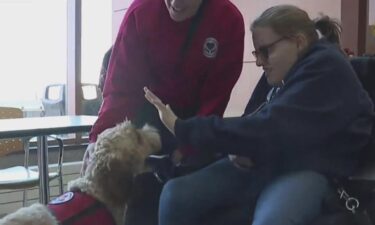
[89,12,149,143]
[174,56,372,161]
[82,10,149,176]
[148,47,373,164]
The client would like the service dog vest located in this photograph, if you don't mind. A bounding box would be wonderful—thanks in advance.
[47,191,116,225]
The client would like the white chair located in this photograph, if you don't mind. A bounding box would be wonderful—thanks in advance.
[41,83,66,117]
[0,106,64,206]
[81,83,103,115]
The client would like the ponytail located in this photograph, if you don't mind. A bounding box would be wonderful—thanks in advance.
[314,14,342,44]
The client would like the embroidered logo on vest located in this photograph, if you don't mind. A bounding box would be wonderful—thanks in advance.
[50,191,74,204]
[203,37,218,58]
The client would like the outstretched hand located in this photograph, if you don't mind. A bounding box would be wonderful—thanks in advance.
[144,87,178,135]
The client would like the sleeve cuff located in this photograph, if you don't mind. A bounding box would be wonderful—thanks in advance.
[175,119,198,156]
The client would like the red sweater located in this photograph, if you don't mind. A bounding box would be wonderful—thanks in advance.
[90,0,244,154]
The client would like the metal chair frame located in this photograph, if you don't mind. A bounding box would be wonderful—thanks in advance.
[0,106,64,206]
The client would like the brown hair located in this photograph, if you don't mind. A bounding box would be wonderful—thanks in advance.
[251,5,318,44]
[314,14,342,44]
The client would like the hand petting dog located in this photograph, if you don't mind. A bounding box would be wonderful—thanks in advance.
[144,87,177,136]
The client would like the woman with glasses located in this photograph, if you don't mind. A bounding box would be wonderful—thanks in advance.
[144,4,374,225]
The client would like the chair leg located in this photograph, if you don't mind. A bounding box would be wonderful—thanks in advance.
[54,136,64,195]
[22,137,32,206]
[22,137,31,169]
[58,173,64,194]
[22,190,28,207]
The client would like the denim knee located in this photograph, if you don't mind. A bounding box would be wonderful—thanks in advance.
[159,179,190,224]
[160,179,184,208]
[252,171,332,225]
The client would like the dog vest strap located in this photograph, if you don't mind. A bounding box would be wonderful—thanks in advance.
[59,201,110,225]
[48,191,116,225]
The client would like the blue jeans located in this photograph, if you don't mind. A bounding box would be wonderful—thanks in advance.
[252,170,332,225]
[159,158,332,225]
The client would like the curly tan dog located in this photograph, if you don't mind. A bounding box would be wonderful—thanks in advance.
[0,120,161,225]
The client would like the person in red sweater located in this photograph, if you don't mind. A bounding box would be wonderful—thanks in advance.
[81,0,244,224]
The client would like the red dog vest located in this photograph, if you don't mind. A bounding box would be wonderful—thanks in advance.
[47,191,116,225]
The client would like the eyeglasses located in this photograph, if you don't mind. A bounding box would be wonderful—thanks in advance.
[252,37,286,60]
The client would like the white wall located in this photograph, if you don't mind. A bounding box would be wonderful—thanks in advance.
[367,0,375,54]
[370,0,375,24]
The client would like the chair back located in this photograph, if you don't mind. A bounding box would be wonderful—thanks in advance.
[350,57,375,104]
[81,83,103,115]
[349,56,375,168]
[0,107,24,157]
[42,83,66,116]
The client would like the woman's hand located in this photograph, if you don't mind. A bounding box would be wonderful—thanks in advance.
[144,87,178,135]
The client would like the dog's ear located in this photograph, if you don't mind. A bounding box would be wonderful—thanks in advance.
[141,124,161,153]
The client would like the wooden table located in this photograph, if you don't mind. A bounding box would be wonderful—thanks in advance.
[0,115,97,204]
